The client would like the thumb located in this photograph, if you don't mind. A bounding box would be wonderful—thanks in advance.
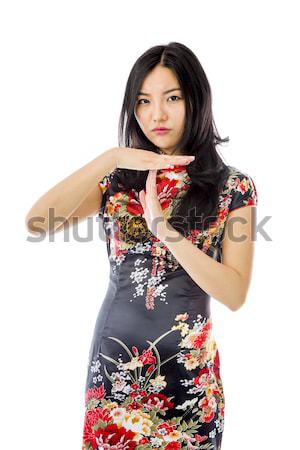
[139,189,146,211]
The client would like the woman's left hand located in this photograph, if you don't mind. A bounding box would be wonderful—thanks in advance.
[138,169,167,240]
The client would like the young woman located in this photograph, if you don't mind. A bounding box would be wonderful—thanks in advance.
[26,42,257,450]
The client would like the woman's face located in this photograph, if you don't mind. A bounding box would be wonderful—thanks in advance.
[134,65,186,155]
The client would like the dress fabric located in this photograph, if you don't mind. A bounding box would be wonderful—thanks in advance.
[82,164,258,450]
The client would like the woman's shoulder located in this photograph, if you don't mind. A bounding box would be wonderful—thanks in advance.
[221,165,258,211]
[98,168,119,195]
[226,164,253,178]
[223,165,256,187]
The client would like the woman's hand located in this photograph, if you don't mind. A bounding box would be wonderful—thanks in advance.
[114,147,195,171]
[138,169,168,240]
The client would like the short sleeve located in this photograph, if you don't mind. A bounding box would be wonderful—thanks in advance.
[229,172,258,212]
[98,167,119,195]
[97,169,117,213]
[98,173,111,196]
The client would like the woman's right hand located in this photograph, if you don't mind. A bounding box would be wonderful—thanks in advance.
[113,147,195,171]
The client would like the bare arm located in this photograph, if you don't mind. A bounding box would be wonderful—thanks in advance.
[25,148,195,236]
[156,205,257,311]
[25,147,117,235]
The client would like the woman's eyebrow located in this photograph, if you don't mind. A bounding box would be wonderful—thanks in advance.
[137,88,182,96]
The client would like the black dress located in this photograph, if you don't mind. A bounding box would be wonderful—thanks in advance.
[82,164,258,450]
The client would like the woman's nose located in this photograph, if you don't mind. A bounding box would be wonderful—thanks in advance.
[152,104,167,121]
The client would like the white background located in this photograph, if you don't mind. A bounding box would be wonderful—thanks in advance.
[1,1,299,449]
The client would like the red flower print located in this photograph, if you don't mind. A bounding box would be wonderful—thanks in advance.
[159,165,186,174]
[202,321,212,333]
[126,200,144,216]
[235,177,248,194]
[83,406,112,428]
[158,177,177,191]
[213,349,221,379]
[126,400,143,411]
[193,332,208,349]
[142,393,174,411]
[198,367,210,376]
[156,177,180,210]
[157,420,177,433]
[85,384,106,406]
[132,346,138,355]
[146,364,155,374]
[165,441,181,450]
[195,433,209,443]
[160,197,172,210]
[129,393,138,399]
[198,396,216,423]
[82,407,113,448]
[194,367,210,387]
[139,348,156,365]
[218,207,228,222]
[246,197,256,206]
[95,423,136,449]
[128,384,148,402]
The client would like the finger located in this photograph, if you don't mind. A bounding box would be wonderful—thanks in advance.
[159,155,195,168]
[174,155,195,162]
[147,170,157,195]
[148,169,157,182]
[139,189,146,210]
[139,194,145,214]
[146,169,154,190]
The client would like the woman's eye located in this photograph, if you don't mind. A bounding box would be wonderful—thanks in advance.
[136,99,148,105]
[136,96,181,105]
[168,95,181,101]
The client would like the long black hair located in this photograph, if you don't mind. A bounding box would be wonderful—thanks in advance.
[108,41,230,235]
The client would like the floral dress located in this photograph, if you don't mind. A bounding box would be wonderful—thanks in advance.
[82,164,258,450]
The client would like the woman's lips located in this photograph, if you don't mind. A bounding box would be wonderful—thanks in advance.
[153,129,170,135]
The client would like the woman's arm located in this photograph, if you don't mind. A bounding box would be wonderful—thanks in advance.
[25,148,193,236]
[25,148,117,235]
[157,205,257,312]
